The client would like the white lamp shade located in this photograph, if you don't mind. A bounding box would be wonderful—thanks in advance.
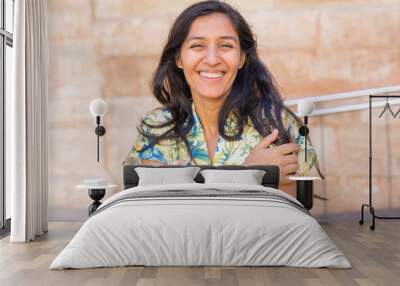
[298,99,314,116]
[89,99,107,117]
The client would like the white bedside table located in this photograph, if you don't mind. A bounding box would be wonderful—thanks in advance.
[77,183,117,215]
[288,176,321,210]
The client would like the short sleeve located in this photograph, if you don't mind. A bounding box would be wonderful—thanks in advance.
[122,108,174,166]
[282,109,317,176]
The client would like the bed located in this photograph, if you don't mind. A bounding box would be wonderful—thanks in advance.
[50,165,350,269]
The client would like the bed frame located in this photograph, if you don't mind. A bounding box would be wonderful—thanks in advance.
[123,165,280,190]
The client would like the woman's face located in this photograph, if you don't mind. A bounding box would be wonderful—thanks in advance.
[176,13,245,103]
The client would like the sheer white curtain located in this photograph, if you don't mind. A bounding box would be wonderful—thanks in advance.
[8,0,49,242]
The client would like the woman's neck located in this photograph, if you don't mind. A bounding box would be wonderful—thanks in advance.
[192,97,224,134]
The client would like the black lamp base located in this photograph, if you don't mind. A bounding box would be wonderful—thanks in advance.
[88,188,105,215]
[296,180,313,210]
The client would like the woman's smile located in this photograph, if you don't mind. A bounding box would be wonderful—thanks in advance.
[198,71,225,80]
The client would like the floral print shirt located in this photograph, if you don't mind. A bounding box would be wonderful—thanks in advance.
[124,103,317,176]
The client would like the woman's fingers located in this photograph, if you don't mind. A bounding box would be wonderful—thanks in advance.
[282,163,299,175]
[276,143,300,154]
[245,133,301,167]
[255,129,279,150]
[282,154,298,165]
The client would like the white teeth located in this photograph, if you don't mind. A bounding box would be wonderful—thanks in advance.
[199,71,224,79]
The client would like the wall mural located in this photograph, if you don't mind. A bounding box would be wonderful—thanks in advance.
[47,0,400,221]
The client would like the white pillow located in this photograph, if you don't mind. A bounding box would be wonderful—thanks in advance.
[135,167,200,186]
[200,169,266,185]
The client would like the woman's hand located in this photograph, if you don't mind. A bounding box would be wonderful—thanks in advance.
[244,129,300,185]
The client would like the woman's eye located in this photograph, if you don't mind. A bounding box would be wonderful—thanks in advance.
[190,44,203,49]
[221,44,234,48]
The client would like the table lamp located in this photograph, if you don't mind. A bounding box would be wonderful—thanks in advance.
[288,99,317,210]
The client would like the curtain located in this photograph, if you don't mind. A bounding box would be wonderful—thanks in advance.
[8,0,49,242]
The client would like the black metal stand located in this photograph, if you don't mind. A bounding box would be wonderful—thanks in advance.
[88,188,105,215]
[359,95,400,230]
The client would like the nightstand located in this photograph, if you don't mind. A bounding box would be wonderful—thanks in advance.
[288,176,321,210]
[77,182,117,215]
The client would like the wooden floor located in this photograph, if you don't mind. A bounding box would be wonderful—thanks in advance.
[0,222,399,286]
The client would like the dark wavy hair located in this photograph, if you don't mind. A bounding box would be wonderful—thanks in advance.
[139,0,323,178]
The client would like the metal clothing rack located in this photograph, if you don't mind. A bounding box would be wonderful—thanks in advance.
[359,95,400,230]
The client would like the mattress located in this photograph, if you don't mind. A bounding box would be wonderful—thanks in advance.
[50,183,351,269]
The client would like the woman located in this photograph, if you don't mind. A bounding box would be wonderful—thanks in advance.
[124,1,322,192]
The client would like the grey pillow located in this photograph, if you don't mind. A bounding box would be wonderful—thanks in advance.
[200,169,266,185]
[135,167,201,186]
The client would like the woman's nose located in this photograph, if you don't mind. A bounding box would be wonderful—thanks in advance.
[204,47,221,65]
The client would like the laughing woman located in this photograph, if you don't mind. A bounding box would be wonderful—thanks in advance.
[124,1,322,192]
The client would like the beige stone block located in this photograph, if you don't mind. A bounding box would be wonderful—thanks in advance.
[351,49,400,84]
[49,96,94,128]
[316,48,399,92]
[47,0,92,40]
[369,176,394,209]
[227,0,275,12]
[258,48,316,84]
[276,0,400,9]
[49,82,102,101]
[49,39,102,89]
[248,10,318,51]
[388,120,400,160]
[313,121,371,177]
[391,156,400,177]
[93,0,197,19]
[49,127,98,177]
[257,51,300,97]
[389,177,400,208]
[105,95,159,129]
[264,47,400,98]
[98,55,159,98]
[320,6,400,50]
[93,16,173,56]
[354,108,376,126]
[322,175,347,212]
[260,50,353,98]
[323,175,385,214]
[320,110,360,127]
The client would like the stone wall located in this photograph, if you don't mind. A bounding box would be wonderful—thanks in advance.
[47,0,400,221]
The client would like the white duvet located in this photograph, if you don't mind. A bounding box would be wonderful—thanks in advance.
[50,183,351,269]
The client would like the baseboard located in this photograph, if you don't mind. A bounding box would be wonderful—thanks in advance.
[315,208,400,222]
